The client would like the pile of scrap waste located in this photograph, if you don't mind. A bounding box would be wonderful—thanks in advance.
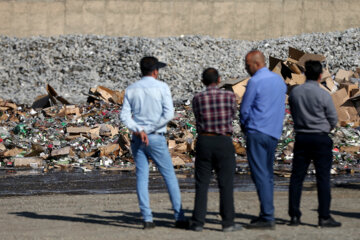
[0,47,359,177]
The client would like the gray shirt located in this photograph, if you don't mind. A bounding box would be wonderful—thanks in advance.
[289,80,338,133]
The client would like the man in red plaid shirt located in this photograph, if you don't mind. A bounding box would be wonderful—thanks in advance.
[190,68,241,232]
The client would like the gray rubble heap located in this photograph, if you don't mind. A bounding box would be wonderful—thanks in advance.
[0,28,360,105]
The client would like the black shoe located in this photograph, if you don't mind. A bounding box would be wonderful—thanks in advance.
[189,224,203,232]
[222,223,243,232]
[250,217,262,224]
[175,219,190,229]
[247,218,275,230]
[319,216,341,228]
[289,216,301,226]
[143,221,155,230]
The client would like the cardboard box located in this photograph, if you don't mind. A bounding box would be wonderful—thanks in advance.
[269,56,283,71]
[99,143,120,157]
[219,77,249,104]
[349,93,360,115]
[331,88,359,122]
[290,73,306,85]
[288,47,326,69]
[46,84,71,105]
[88,86,125,104]
[339,82,359,97]
[324,78,336,92]
[335,69,354,82]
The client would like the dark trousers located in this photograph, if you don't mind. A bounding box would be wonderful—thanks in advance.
[289,133,333,219]
[246,130,278,221]
[191,135,236,228]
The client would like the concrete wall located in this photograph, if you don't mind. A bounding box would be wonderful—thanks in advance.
[0,0,360,40]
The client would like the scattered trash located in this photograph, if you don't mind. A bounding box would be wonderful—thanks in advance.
[0,46,359,176]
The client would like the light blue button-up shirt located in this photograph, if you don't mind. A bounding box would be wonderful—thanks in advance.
[239,67,286,139]
[120,76,174,134]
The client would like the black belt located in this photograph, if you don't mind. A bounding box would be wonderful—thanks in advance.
[296,132,328,136]
[199,132,232,137]
[149,132,165,136]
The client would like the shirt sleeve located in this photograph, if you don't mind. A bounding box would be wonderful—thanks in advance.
[143,84,174,133]
[324,94,338,129]
[239,78,257,127]
[192,95,200,121]
[120,90,144,133]
[231,93,237,119]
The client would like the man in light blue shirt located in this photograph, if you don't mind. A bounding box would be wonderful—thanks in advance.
[121,56,187,230]
[240,50,286,229]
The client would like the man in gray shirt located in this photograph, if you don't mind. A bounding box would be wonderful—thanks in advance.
[288,60,341,228]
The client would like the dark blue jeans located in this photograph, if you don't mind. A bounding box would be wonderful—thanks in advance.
[246,130,278,221]
[288,133,333,219]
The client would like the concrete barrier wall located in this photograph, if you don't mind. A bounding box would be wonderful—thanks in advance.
[0,0,360,40]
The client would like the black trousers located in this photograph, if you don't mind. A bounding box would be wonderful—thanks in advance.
[191,135,236,228]
[288,133,333,219]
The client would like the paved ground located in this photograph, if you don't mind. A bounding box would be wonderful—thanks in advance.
[0,187,359,240]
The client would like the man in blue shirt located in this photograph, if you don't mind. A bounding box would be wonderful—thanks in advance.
[121,56,187,230]
[240,50,286,229]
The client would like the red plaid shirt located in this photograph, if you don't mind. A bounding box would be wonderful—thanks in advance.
[192,86,237,135]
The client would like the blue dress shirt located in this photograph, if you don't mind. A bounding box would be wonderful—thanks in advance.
[120,76,174,134]
[239,67,286,139]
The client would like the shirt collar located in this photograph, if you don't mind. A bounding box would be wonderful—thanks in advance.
[253,67,268,76]
[141,76,156,81]
[305,80,320,85]
[206,85,219,90]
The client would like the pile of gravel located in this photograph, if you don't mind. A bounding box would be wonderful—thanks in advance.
[0,28,359,105]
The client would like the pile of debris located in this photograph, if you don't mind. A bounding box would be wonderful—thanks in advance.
[0,47,359,177]
[1,28,360,105]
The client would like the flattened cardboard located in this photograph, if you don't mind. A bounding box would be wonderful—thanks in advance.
[272,61,283,79]
[287,62,302,74]
[291,73,306,85]
[51,146,71,157]
[99,143,120,157]
[269,56,283,71]
[332,88,349,108]
[321,68,332,81]
[340,145,360,154]
[168,140,176,149]
[339,82,359,97]
[233,141,246,156]
[67,127,91,133]
[298,53,326,68]
[4,147,24,157]
[46,84,71,105]
[288,47,305,61]
[91,86,125,104]
[335,69,354,82]
[13,157,43,167]
[332,88,351,122]
[332,88,359,122]
[325,78,336,92]
[32,94,51,109]
[350,89,359,98]
[171,156,186,166]
[0,143,6,151]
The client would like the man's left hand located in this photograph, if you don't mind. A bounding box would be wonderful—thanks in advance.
[134,131,149,146]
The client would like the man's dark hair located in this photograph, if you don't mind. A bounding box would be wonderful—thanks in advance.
[202,68,219,86]
[305,60,323,81]
[140,56,159,76]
